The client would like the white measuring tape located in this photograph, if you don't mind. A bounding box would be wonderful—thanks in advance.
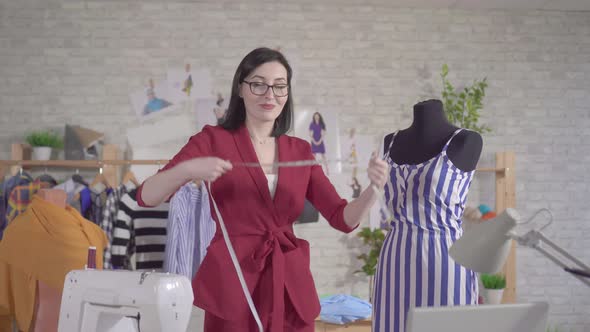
[206,181,265,332]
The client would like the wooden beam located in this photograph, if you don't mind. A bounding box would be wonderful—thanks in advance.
[10,143,24,176]
[0,159,171,167]
[101,144,119,188]
[496,151,516,304]
[476,167,507,173]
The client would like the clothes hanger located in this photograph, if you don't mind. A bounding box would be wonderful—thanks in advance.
[15,163,32,180]
[71,168,88,186]
[121,163,140,187]
[36,167,57,187]
[90,165,110,191]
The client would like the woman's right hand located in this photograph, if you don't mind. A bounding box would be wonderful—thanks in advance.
[180,157,233,182]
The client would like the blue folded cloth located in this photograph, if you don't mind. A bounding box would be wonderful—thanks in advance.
[478,204,492,215]
[319,294,372,325]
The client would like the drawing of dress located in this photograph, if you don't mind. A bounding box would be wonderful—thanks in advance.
[309,121,325,154]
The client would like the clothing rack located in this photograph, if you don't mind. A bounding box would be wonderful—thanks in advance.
[1,143,517,304]
[0,143,171,187]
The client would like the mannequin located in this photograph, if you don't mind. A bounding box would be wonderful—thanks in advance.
[384,99,482,171]
[31,189,66,332]
[373,99,483,332]
[1,188,106,332]
[36,189,66,208]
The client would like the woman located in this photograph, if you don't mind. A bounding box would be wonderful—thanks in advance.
[137,47,388,332]
[309,112,329,176]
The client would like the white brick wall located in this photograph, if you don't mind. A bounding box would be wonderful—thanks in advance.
[1,1,589,331]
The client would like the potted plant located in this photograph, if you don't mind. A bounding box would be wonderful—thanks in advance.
[546,324,567,332]
[355,227,386,302]
[480,273,506,304]
[25,130,63,160]
[441,64,490,134]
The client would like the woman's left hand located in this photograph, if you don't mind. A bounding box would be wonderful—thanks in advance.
[367,152,389,190]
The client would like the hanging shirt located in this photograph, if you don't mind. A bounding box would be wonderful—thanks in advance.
[89,187,108,225]
[196,184,214,274]
[54,178,86,205]
[111,188,169,271]
[78,187,93,219]
[0,196,107,332]
[5,180,53,224]
[100,181,135,269]
[164,182,215,279]
[0,173,32,240]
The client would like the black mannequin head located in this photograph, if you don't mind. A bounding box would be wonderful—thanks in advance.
[414,99,443,112]
[410,98,454,133]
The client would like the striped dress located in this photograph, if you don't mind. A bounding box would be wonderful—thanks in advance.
[373,129,479,332]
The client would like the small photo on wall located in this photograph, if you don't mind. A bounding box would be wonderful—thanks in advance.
[130,79,175,120]
[294,109,342,177]
[340,129,375,179]
[194,93,228,131]
[329,172,365,202]
[167,64,212,102]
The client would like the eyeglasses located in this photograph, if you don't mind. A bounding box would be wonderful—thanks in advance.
[242,81,289,97]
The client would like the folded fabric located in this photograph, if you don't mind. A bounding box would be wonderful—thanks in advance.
[478,204,492,215]
[319,294,372,325]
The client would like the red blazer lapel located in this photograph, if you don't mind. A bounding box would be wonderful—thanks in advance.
[232,125,276,212]
[272,135,288,208]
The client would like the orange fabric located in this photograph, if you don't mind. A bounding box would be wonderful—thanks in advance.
[482,211,497,220]
[0,196,107,332]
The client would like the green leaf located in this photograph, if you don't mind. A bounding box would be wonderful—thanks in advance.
[481,273,506,289]
[25,131,64,149]
[355,227,387,277]
[439,64,490,134]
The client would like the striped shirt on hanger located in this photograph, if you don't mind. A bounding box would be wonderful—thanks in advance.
[111,188,169,271]
[100,181,135,269]
[164,182,215,279]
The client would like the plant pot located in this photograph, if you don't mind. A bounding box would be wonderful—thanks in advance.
[481,288,504,305]
[32,147,52,160]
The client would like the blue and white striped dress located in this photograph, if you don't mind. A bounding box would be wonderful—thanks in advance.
[373,129,479,332]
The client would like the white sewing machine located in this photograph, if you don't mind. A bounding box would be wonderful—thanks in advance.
[57,270,194,332]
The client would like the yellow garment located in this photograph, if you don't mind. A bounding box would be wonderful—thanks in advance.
[0,196,107,332]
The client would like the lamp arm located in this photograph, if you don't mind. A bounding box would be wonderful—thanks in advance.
[536,231,590,272]
[511,230,590,287]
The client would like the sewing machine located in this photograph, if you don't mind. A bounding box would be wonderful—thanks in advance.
[57,270,194,332]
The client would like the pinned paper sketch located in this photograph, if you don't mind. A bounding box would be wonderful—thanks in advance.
[294,109,341,176]
[167,64,212,102]
[130,79,175,120]
[274,46,299,87]
[195,93,228,131]
[341,129,374,177]
[126,115,195,149]
[349,177,362,199]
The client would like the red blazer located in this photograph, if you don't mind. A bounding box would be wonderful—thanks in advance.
[137,125,355,329]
